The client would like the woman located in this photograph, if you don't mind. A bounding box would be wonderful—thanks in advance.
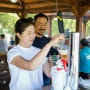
[7,17,64,90]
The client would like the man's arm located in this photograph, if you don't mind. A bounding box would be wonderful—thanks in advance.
[43,61,51,78]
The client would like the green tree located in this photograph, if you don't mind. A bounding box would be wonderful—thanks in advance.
[0,12,19,35]
[26,14,35,19]
[0,12,89,37]
[63,19,76,32]
[52,17,76,37]
[86,21,90,37]
[52,18,59,37]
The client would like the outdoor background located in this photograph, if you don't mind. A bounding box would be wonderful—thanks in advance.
[0,12,90,44]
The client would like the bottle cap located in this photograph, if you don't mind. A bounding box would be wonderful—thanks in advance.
[57,68,61,71]
[57,61,62,71]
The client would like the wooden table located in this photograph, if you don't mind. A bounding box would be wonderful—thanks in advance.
[0,53,10,84]
[34,85,90,90]
[34,85,53,90]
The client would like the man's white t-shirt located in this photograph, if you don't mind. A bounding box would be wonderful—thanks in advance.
[7,45,48,90]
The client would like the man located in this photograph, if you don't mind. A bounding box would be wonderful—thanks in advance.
[79,38,90,79]
[8,36,15,50]
[0,34,8,52]
[9,36,15,46]
[33,13,59,86]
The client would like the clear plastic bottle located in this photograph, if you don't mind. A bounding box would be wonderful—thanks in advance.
[51,61,65,90]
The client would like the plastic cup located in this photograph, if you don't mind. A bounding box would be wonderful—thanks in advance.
[59,49,68,60]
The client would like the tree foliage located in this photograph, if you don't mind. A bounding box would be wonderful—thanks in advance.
[52,18,76,37]
[0,12,89,37]
[0,12,19,35]
[86,21,90,37]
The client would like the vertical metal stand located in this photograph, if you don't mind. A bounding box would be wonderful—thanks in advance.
[68,32,72,76]
[70,32,80,90]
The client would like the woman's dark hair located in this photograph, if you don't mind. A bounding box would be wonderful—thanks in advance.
[15,17,34,45]
[34,13,48,23]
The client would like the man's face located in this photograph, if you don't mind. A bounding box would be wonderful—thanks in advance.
[35,17,48,37]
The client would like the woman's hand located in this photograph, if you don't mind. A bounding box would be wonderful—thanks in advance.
[48,34,65,47]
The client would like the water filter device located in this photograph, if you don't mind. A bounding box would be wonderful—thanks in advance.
[51,32,80,90]
[51,59,67,90]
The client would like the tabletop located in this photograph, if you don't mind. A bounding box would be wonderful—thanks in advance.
[34,85,90,90]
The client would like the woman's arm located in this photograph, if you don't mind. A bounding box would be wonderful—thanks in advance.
[11,34,64,71]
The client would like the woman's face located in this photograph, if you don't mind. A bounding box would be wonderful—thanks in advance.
[17,24,35,48]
